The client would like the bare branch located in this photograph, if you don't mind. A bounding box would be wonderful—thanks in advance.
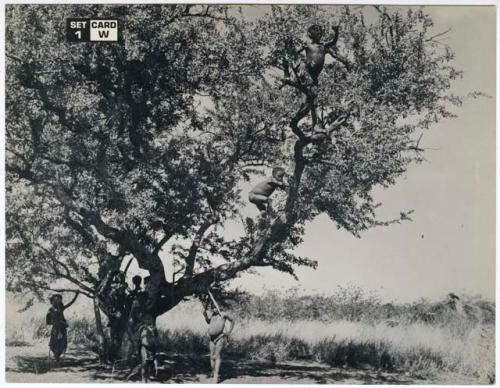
[24,281,93,299]
[167,5,228,24]
[123,257,135,274]
[373,5,392,21]
[407,133,425,152]
[426,29,451,42]
[153,231,174,256]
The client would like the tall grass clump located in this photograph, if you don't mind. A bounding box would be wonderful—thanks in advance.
[154,287,494,383]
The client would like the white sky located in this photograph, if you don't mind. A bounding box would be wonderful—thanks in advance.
[222,6,496,303]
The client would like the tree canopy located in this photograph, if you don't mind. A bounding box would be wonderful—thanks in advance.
[6,5,463,317]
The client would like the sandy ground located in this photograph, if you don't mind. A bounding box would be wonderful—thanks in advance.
[6,342,473,384]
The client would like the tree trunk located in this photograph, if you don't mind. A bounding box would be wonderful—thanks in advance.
[107,314,128,362]
[93,298,109,363]
[95,295,129,362]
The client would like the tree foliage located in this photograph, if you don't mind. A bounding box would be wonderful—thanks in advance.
[6,5,463,317]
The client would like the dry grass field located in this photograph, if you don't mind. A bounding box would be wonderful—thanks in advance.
[6,288,495,384]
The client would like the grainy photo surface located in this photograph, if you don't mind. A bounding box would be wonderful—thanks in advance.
[5,4,495,384]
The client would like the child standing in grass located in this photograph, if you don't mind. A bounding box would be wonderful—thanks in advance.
[138,314,159,382]
[46,292,79,362]
[202,301,234,383]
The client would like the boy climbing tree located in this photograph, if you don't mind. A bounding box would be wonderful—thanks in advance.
[248,167,288,226]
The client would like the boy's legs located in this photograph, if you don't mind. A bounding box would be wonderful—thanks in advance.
[147,360,154,381]
[141,361,153,383]
[213,336,226,383]
[248,193,268,214]
[140,345,148,382]
[209,340,216,377]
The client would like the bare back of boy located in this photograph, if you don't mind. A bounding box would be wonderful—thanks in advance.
[248,178,280,211]
[250,178,279,197]
[305,43,326,83]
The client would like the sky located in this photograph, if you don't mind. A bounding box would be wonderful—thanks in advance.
[223,5,496,303]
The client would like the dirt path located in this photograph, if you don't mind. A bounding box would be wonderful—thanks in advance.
[5,343,460,384]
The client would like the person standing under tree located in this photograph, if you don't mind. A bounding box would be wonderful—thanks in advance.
[128,291,148,360]
[202,297,235,384]
[138,314,159,382]
[46,291,79,362]
[128,275,143,300]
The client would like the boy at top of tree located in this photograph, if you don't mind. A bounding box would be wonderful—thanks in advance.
[302,23,340,84]
[248,167,287,218]
[284,24,349,136]
[285,23,344,86]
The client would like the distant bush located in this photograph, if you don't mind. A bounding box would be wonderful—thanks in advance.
[229,286,495,327]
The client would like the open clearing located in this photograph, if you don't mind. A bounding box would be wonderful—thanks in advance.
[6,342,475,384]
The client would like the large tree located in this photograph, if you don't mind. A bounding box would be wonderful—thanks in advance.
[6,4,463,354]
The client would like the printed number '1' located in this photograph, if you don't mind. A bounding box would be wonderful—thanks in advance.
[75,30,81,39]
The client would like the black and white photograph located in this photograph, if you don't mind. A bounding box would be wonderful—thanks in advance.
[4,3,496,384]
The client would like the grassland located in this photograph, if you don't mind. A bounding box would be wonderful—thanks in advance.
[6,287,495,384]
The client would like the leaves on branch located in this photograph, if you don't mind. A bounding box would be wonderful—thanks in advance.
[6,5,467,313]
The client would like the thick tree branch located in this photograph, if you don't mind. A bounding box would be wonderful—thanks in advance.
[153,231,174,256]
[63,291,80,309]
[64,209,95,246]
[184,219,217,277]
[290,110,308,140]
